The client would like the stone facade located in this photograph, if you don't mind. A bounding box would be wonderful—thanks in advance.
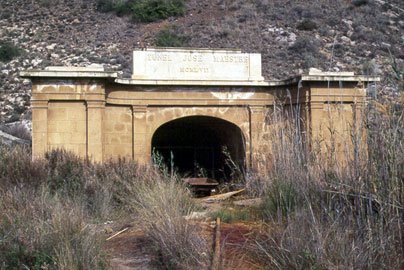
[21,49,379,176]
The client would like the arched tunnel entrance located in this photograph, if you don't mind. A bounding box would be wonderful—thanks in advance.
[151,116,245,181]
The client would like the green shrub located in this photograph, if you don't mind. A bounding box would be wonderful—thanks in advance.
[96,0,115,12]
[45,149,86,197]
[0,144,46,188]
[155,28,187,47]
[131,0,185,22]
[289,36,320,55]
[210,208,251,223]
[296,19,317,31]
[0,41,21,62]
[96,0,131,16]
[97,0,185,22]
[260,179,298,220]
[352,0,369,7]
[114,0,132,16]
[38,0,52,7]
[302,52,318,68]
[1,244,53,270]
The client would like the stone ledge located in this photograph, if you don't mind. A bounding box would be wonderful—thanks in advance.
[45,66,105,72]
[20,68,380,86]
[19,66,118,79]
[115,74,380,86]
[115,78,272,86]
[300,75,380,82]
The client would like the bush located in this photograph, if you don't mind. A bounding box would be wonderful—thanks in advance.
[0,41,21,62]
[133,177,210,269]
[296,19,317,31]
[97,0,185,22]
[155,28,188,47]
[96,0,132,16]
[0,144,46,188]
[45,149,87,197]
[93,158,159,214]
[302,52,318,68]
[260,179,298,220]
[0,189,108,270]
[0,145,209,268]
[96,0,115,12]
[352,0,369,7]
[210,207,251,223]
[289,36,320,56]
[131,0,185,22]
[114,0,132,16]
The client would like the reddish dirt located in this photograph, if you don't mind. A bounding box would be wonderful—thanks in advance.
[103,196,265,269]
[104,221,216,270]
[220,222,264,270]
[104,228,153,270]
[103,221,264,270]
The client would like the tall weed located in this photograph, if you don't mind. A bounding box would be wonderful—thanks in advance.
[133,176,210,269]
[0,144,209,269]
[0,187,107,270]
[249,91,403,268]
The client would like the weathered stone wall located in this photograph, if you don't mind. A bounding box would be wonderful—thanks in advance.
[104,83,274,166]
[24,68,375,171]
[104,105,133,159]
[30,77,106,161]
[309,82,366,164]
[47,101,86,156]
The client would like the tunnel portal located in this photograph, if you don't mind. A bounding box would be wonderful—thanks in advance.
[151,116,245,181]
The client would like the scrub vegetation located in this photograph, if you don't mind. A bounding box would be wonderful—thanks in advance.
[1,83,402,269]
[0,148,208,269]
[155,27,188,47]
[0,41,21,62]
[96,0,186,22]
[0,0,403,268]
[245,94,403,269]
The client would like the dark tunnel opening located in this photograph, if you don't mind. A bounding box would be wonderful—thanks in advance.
[151,116,245,181]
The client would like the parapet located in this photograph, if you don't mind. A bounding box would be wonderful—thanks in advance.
[20,49,380,86]
[132,48,265,82]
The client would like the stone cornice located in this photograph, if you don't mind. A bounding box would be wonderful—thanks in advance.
[19,67,118,79]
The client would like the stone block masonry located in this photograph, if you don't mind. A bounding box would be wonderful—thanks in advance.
[21,49,379,173]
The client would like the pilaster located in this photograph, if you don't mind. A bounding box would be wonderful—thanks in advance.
[31,100,48,159]
[132,105,149,165]
[249,105,267,170]
[86,101,104,162]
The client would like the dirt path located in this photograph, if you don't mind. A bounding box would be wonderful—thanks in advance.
[103,194,265,270]
[104,228,153,270]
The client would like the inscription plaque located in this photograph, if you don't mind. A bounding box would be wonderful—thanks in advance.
[132,48,264,81]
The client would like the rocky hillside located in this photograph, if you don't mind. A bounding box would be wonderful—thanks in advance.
[0,0,403,126]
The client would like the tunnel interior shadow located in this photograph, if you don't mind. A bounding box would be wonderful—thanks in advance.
[151,116,245,181]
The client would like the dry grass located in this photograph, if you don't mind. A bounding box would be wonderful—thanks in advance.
[133,176,210,269]
[0,146,211,269]
[0,185,108,270]
[1,86,402,269]
[245,93,403,269]
[0,123,31,141]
